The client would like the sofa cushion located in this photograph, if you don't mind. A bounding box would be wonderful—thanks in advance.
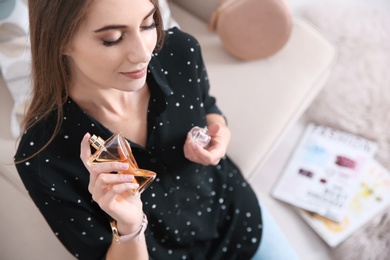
[171,0,220,22]
[208,0,292,60]
[0,0,30,138]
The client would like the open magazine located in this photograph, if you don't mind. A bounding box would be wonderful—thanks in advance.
[272,123,378,222]
[297,159,390,247]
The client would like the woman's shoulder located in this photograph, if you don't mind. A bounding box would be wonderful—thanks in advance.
[15,100,84,161]
[164,27,199,43]
[14,114,57,161]
[158,27,202,56]
[153,27,204,73]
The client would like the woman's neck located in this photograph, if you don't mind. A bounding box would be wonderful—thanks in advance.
[70,84,150,147]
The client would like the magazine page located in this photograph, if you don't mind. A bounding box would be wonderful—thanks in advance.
[297,159,390,247]
[272,123,378,222]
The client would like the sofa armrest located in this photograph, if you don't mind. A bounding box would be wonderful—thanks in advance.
[170,3,337,180]
[0,75,25,191]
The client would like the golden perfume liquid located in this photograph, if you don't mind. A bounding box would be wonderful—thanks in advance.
[88,132,156,194]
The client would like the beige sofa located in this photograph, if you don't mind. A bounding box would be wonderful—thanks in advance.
[0,2,336,259]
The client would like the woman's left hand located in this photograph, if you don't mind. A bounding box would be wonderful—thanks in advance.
[183,122,231,166]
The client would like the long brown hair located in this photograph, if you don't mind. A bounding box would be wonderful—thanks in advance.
[23,0,165,157]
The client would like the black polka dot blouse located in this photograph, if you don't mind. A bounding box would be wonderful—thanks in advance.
[15,28,262,260]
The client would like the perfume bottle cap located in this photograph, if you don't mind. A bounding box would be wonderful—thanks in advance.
[90,135,105,150]
[189,126,211,148]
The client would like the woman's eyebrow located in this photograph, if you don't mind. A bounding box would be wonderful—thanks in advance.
[94,7,156,33]
[94,25,127,33]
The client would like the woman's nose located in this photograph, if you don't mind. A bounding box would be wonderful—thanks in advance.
[126,32,152,63]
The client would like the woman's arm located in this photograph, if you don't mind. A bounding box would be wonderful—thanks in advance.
[80,133,149,260]
[106,231,148,260]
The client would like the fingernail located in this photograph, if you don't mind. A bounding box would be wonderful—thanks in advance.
[124,174,134,181]
[120,163,129,170]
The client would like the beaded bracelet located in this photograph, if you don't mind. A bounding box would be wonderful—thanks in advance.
[110,214,148,243]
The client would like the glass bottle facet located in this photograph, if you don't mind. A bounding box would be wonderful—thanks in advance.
[88,132,156,194]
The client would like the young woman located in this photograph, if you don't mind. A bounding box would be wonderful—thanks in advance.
[15,0,298,259]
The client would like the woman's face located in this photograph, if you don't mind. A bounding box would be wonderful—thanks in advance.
[65,0,157,93]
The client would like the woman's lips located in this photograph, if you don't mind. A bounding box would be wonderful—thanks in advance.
[120,67,146,79]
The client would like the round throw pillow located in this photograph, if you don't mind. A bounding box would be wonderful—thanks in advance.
[209,0,292,60]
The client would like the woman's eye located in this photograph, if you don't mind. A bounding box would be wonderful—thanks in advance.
[141,22,157,31]
[100,22,156,47]
[102,36,123,47]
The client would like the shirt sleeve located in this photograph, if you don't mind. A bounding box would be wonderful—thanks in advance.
[15,126,112,259]
[164,27,223,117]
[193,36,223,117]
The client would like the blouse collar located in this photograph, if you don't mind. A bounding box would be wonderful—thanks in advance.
[147,51,174,98]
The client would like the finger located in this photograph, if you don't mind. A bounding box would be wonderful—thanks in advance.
[183,133,195,157]
[185,144,213,165]
[91,173,135,201]
[184,132,221,165]
[98,182,140,210]
[80,132,92,164]
[192,141,225,165]
[204,147,224,165]
[207,123,220,137]
[110,182,140,198]
[97,172,135,186]
[86,162,129,195]
[87,161,129,175]
[184,139,200,160]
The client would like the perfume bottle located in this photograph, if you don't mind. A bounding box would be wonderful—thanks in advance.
[189,126,211,148]
[88,132,156,194]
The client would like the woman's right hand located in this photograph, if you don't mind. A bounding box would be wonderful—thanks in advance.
[80,133,144,235]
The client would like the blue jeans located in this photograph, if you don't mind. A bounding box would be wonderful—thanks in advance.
[252,202,301,260]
